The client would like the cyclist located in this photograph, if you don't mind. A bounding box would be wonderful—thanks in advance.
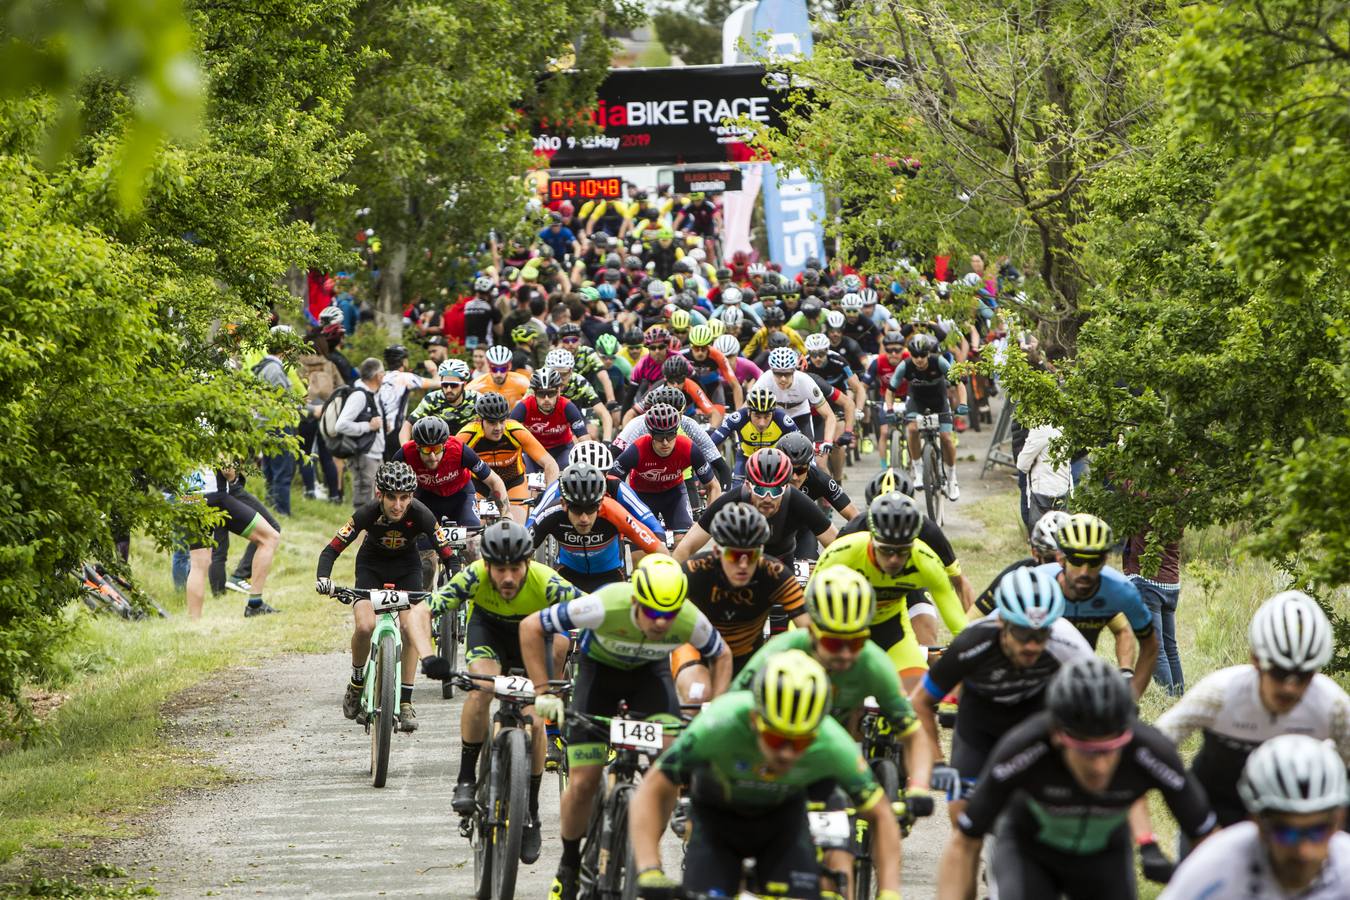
[973,509,1072,613]
[545,347,615,443]
[520,554,731,900]
[508,369,589,471]
[556,321,615,407]
[403,359,480,442]
[1042,513,1159,699]
[456,392,558,525]
[937,655,1216,900]
[630,650,903,900]
[743,305,807,357]
[713,334,764,393]
[530,464,664,592]
[469,344,531,406]
[613,383,732,488]
[803,331,865,480]
[754,346,839,440]
[862,333,906,463]
[432,519,579,863]
[839,292,879,356]
[813,492,967,688]
[674,447,839,566]
[683,323,744,410]
[709,386,801,487]
[529,441,665,541]
[887,332,965,500]
[1162,734,1350,900]
[822,310,867,377]
[610,404,721,539]
[315,461,457,734]
[628,326,675,406]
[776,430,860,532]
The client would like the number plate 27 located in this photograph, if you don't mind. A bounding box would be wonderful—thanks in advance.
[609,718,663,753]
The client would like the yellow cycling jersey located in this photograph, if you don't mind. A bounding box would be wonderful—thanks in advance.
[814,532,967,636]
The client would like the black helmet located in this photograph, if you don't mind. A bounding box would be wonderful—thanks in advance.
[476,392,509,421]
[766,331,791,350]
[645,384,687,411]
[1046,656,1136,738]
[604,252,622,268]
[557,322,582,338]
[479,520,534,564]
[775,432,815,468]
[801,298,822,317]
[710,502,771,549]
[868,493,922,545]
[908,333,939,357]
[530,369,561,392]
[624,255,643,270]
[865,468,915,504]
[622,328,644,345]
[759,282,780,298]
[715,267,733,282]
[762,307,786,326]
[662,355,691,381]
[375,461,417,493]
[411,416,451,447]
[559,464,607,508]
[383,344,409,368]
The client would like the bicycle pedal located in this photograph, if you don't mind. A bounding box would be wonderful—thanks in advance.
[459,818,473,838]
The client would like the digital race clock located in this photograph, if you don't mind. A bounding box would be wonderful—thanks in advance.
[547,176,625,202]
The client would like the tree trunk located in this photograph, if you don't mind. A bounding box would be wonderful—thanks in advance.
[376,243,407,338]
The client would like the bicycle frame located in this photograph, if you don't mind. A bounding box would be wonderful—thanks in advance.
[362,596,407,722]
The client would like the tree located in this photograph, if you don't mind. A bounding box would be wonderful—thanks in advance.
[651,0,738,65]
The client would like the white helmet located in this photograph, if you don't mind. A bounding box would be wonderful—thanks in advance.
[1249,591,1333,673]
[841,292,864,311]
[824,310,845,329]
[438,359,471,381]
[485,344,512,366]
[721,287,743,305]
[1239,734,1349,815]
[747,263,768,276]
[648,280,668,299]
[768,347,800,373]
[318,305,344,325]
[721,306,745,328]
[689,248,707,262]
[858,288,879,305]
[1030,510,1072,554]
[568,441,615,470]
[713,334,741,357]
[804,333,830,353]
[473,275,495,294]
[546,348,575,371]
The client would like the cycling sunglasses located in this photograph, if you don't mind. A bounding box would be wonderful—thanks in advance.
[871,542,911,559]
[639,605,679,621]
[792,465,810,476]
[721,547,761,566]
[1058,730,1133,754]
[535,390,559,400]
[651,430,680,441]
[489,364,511,374]
[1263,819,1336,847]
[565,502,601,516]
[1264,666,1316,685]
[441,380,465,390]
[417,443,445,454]
[749,483,785,499]
[1006,624,1052,644]
[814,631,869,654]
[755,719,815,752]
[1062,552,1107,568]
[561,336,581,344]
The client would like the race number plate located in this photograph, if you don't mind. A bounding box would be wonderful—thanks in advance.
[793,559,813,586]
[493,675,535,700]
[916,413,942,430]
[808,810,852,848]
[526,472,546,490]
[368,589,410,613]
[477,499,499,517]
[609,718,663,753]
[441,526,468,544]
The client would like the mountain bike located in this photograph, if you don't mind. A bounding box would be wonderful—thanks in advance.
[913,413,948,526]
[331,586,429,788]
[433,520,476,700]
[80,562,169,620]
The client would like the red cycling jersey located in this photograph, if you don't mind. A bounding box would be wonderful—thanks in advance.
[400,438,473,496]
[511,395,585,450]
[623,434,694,493]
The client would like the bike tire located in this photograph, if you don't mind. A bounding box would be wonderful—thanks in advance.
[370,634,397,788]
[889,429,907,472]
[439,608,458,700]
[922,440,944,526]
[854,758,901,899]
[491,727,529,900]
[577,787,607,899]
[605,784,637,900]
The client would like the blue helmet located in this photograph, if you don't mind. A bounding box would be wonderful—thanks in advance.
[597,283,617,301]
[993,566,1065,629]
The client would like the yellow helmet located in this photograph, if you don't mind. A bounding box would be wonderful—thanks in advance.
[1055,513,1113,556]
[753,649,831,737]
[705,318,726,338]
[631,553,688,613]
[688,324,715,347]
[670,309,692,331]
[806,566,876,635]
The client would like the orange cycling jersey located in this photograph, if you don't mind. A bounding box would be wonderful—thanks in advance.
[456,419,549,488]
[469,371,531,406]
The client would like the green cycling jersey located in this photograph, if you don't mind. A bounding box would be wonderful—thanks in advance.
[432,559,578,622]
[409,387,480,434]
[561,372,599,408]
[538,582,726,670]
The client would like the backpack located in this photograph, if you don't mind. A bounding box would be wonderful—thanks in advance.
[298,353,340,404]
[319,385,377,459]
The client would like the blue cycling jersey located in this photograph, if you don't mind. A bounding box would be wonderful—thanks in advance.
[528,477,666,540]
[1033,562,1153,646]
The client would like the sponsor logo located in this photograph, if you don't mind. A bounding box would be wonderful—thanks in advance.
[1133,746,1185,791]
[379,530,409,550]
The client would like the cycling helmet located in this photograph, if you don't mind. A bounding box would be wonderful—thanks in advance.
[766,332,791,350]
[1249,591,1334,673]
[320,322,345,342]
[632,553,688,613]
[545,348,574,371]
[858,288,879,305]
[644,326,671,347]
[559,464,607,508]
[881,331,905,349]
[802,269,821,285]
[720,306,745,328]
[383,344,409,368]
[486,344,513,366]
[715,267,733,283]
[530,368,562,392]
[605,252,622,269]
[759,282,780,298]
[867,493,922,545]
[602,268,622,283]
[411,416,451,447]
[577,286,600,303]
[801,298,823,317]
[775,431,815,468]
[622,328,645,346]
[644,384,687,411]
[673,258,694,275]
[569,440,614,470]
[746,388,777,414]
[714,334,740,357]
[557,322,583,339]
[710,502,771,549]
[595,333,620,356]
[1055,513,1114,556]
[624,255,643,270]
[826,285,845,302]
[841,274,863,293]
[865,468,915,503]
[746,448,792,488]
[510,325,537,346]
[722,287,744,305]
[907,333,939,357]
[476,391,509,420]
[375,461,417,494]
[806,566,876,635]
[804,333,830,353]
[648,280,669,299]
[474,275,495,293]
[1238,734,1350,815]
[706,318,726,338]
[768,347,800,373]
[993,566,1066,629]
[438,359,471,382]
[645,403,681,436]
[753,649,830,737]
[480,519,534,564]
[662,355,691,381]
[841,292,864,312]
[762,307,786,326]
[824,310,845,330]
[669,309,692,331]
[318,305,344,325]
[747,263,768,277]
[1030,510,1073,554]
[1046,655,1136,737]
[688,324,715,347]
[597,283,617,301]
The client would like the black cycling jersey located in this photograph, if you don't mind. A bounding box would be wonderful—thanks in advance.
[958,712,1217,855]
[806,349,853,392]
[462,297,499,346]
[838,511,956,568]
[796,465,852,514]
[841,317,878,355]
[925,617,1090,709]
[316,498,454,578]
[974,557,1037,615]
[697,485,831,564]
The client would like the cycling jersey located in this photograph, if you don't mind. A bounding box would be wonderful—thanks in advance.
[468,370,530,406]
[752,370,826,418]
[697,486,832,564]
[539,581,726,670]
[1036,562,1154,646]
[530,495,663,576]
[806,349,854,392]
[958,712,1216,855]
[634,378,716,418]
[837,511,960,575]
[431,559,578,622]
[612,434,715,494]
[733,630,919,736]
[656,690,883,813]
[1161,822,1350,900]
[743,326,807,358]
[709,408,799,460]
[462,297,499,347]
[456,419,549,488]
[794,465,851,514]
[629,353,669,389]
[407,387,480,434]
[612,413,720,466]
[529,477,665,540]
[973,556,1037,614]
[560,371,599,408]
[889,354,952,410]
[864,354,903,394]
[394,438,488,498]
[508,395,587,450]
[317,498,456,578]
[683,551,804,662]
[1156,664,1350,825]
[841,316,878,355]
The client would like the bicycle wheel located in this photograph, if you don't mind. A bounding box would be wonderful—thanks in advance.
[854,758,900,899]
[490,727,529,899]
[370,634,398,788]
[439,608,459,700]
[473,742,494,898]
[889,429,907,472]
[604,784,637,900]
[577,787,607,898]
[922,440,944,525]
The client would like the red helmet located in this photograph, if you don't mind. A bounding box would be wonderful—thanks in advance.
[746,448,792,488]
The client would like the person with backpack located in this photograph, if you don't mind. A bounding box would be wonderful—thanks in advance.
[327,358,385,507]
[376,345,436,461]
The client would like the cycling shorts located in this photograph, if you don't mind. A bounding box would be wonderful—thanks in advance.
[556,565,625,594]
[952,693,1039,790]
[355,559,426,593]
[566,655,678,767]
[527,442,571,474]
[635,486,693,532]
[870,610,929,675]
[188,492,263,549]
[684,796,822,900]
[990,814,1135,900]
[464,609,526,670]
[904,395,953,433]
[415,486,480,551]
[791,413,816,441]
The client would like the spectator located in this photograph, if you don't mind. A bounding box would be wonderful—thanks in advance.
[1124,531,1185,696]
[1016,421,1072,529]
[377,345,436,460]
[335,358,385,507]
[251,326,300,515]
[213,467,282,597]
